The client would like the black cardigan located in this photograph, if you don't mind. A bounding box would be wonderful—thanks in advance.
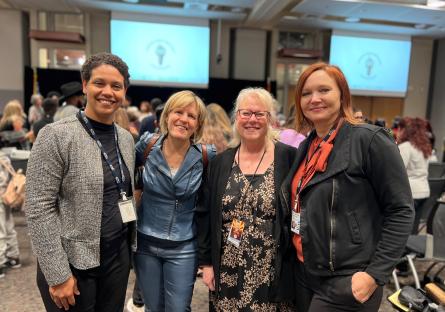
[196,141,297,301]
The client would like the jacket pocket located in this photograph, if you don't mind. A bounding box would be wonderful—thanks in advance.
[347,211,362,244]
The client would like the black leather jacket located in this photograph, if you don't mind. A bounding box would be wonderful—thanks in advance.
[281,123,414,285]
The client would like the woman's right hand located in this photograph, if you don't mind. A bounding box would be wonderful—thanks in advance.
[201,265,215,291]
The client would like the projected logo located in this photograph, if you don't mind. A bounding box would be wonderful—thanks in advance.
[146,40,175,70]
[358,53,382,79]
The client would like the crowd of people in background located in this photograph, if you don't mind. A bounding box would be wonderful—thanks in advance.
[0,52,441,312]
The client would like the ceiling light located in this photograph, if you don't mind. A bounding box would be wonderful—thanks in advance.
[414,23,427,29]
[122,0,139,3]
[345,17,361,23]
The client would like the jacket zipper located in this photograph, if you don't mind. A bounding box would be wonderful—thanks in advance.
[167,199,178,239]
[329,179,336,272]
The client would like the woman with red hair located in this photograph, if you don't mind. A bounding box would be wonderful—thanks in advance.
[281,62,414,311]
[397,117,432,234]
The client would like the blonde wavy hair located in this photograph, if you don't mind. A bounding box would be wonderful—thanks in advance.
[228,87,279,148]
[0,100,24,129]
[159,90,207,142]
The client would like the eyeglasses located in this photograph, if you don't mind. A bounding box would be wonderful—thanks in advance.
[237,109,270,120]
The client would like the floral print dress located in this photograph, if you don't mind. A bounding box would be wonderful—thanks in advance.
[210,162,292,312]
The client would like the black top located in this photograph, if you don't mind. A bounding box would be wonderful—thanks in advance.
[86,117,132,240]
[33,115,54,138]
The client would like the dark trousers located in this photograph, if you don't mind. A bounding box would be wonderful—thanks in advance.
[294,260,383,312]
[37,235,130,312]
[412,198,427,234]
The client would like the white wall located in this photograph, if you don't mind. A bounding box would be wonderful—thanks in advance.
[429,39,445,161]
[0,9,25,108]
[403,37,434,118]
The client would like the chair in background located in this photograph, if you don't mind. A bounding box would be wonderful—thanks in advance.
[392,202,445,290]
[428,162,445,179]
[414,177,445,234]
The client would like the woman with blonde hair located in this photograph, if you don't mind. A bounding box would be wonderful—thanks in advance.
[199,87,297,310]
[134,90,216,311]
[0,100,26,131]
[199,103,232,153]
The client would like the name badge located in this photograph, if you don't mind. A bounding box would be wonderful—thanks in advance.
[118,197,137,223]
[227,219,245,248]
[291,211,301,234]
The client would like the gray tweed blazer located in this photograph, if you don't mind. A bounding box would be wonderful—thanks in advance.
[24,115,135,286]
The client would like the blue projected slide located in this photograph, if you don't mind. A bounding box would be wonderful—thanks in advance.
[330,32,411,97]
[111,19,210,88]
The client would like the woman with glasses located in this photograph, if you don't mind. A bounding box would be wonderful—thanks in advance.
[198,87,297,310]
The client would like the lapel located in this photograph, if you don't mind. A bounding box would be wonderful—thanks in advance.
[214,148,237,204]
[304,122,351,189]
[116,126,135,181]
[173,144,201,182]
[149,137,171,178]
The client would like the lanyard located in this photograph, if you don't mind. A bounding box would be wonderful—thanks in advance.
[78,111,127,199]
[236,145,267,223]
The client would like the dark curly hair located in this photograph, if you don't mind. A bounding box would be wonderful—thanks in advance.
[81,52,130,88]
[398,117,432,158]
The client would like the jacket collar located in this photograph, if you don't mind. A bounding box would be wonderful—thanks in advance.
[149,134,203,181]
[282,122,351,194]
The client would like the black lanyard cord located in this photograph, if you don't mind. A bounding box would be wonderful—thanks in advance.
[77,111,127,198]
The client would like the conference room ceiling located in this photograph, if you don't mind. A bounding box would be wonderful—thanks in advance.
[1,0,445,37]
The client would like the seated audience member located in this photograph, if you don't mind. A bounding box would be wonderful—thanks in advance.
[284,62,413,312]
[0,151,21,279]
[25,52,135,312]
[126,106,141,133]
[139,97,163,136]
[0,100,31,149]
[398,117,431,234]
[114,107,138,141]
[32,98,58,139]
[54,81,84,121]
[28,94,44,125]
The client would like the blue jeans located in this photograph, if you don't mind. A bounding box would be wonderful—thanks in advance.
[134,233,197,312]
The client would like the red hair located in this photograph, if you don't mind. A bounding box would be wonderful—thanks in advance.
[294,62,358,132]
[398,117,432,158]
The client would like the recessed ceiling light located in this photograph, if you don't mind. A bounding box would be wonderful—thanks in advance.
[345,17,361,23]
[122,0,139,3]
[414,23,427,29]
[427,0,445,8]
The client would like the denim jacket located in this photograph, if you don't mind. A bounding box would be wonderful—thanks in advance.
[135,132,216,241]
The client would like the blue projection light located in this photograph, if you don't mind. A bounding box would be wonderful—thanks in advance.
[330,31,411,97]
[111,19,210,88]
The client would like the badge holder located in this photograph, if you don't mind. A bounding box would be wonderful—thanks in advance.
[227,219,245,247]
[118,192,137,223]
[291,199,301,235]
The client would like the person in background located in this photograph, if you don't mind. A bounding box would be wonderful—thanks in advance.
[28,94,44,125]
[284,62,413,311]
[138,100,153,122]
[199,103,231,153]
[127,106,141,133]
[47,91,61,102]
[54,81,84,122]
[279,107,306,148]
[114,107,138,141]
[0,100,31,149]
[397,117,431,234]
[425,120,438,162]
[0,151,21,279]
[139,97,163,136]
[353,107,364,121]
[25,52,135,312]
[134,90,215,311]
[199,87,297,311]
[32,98,58,139]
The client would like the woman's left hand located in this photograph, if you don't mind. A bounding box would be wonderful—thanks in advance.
[351,271,378,303]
